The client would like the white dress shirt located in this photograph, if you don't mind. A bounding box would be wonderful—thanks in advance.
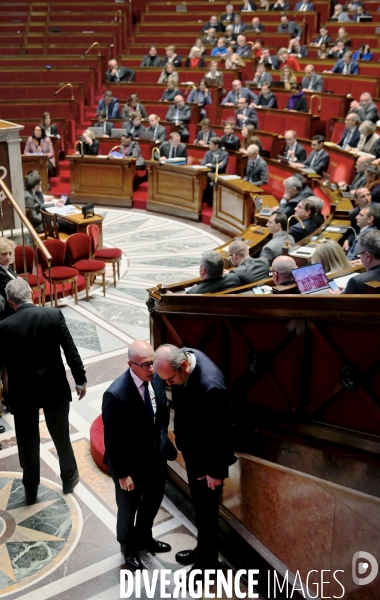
[130,368,157,415]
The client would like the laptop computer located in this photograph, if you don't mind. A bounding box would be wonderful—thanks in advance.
[292,262,331,295]
[223,141,239,151]
[277,155,290,165]
[359,15,372,21]
[110,128,127,138]
[88,127,104,137]
[139,130,154,140]
[253,197,273,216]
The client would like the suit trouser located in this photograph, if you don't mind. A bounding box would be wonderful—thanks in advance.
[184,458,222,570]
[110,451,166,556]
[14,400,78,492]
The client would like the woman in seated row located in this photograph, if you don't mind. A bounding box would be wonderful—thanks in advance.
[24,125,55,177]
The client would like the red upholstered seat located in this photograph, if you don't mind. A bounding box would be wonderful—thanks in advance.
[72,259,105,272]
[94,248,122,259]
[14,245,46,306]
[45,266,78,280]
[90,414,108,474]
[87,224,122,287]
[66,233,106,300]
[38,239,78,307]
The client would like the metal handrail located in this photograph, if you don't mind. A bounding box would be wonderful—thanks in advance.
[0,178,53,307]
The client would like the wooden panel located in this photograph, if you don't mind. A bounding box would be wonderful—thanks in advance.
[21,154,49,194]
[0,140,15,230]
[210,178,263,237]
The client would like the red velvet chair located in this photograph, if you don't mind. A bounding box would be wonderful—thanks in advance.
[38,239,78,308]
[14,245,46,306]
[87,224,122,287]
[66,233,106,301]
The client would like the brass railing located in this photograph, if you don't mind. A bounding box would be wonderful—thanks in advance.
[0,178,53,307]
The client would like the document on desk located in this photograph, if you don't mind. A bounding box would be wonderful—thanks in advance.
[333,273,360,288]
[46,206,81,215]
[218,175,241,180]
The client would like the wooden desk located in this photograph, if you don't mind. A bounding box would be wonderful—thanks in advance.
[67,155,136,208]
[22,154,49,193]
[145,161,210,220]
[210,178,264,237]
[57,207,104,247]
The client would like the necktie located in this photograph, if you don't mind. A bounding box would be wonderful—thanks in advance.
[203,133,207,144]
[105,105,109,118]
[115,70,119,82]
[342,129,352,149]
[103,122,107,134]
[308,78,313,90]
[311,152,317,166]
[143,381,154,419]
[175,108,179,123]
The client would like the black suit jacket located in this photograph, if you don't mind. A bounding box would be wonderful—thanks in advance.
[171,347,236,479]
[257,92,278,108]
[0,304,86,413]
[277,191,305,217]
[147,124,167,143]
[244,156,268,185]
[159,142,188,161]
[231,257,270,285]
[201,149,229,173]
[187,272,241,294]
[284,142,307,162]
[82,139,99,156]
[102,370,169,481]
[221,134,241,150]
[337,126,360,149]
[0,266,16,320]
[105,66,135,83]
[235,107,258,128]
[345,265,380,294]
[303,149,330,175]
[140,55,163,67]
[289,217,317,242]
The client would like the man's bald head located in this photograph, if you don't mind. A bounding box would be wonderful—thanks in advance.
[228,239,249,266]
[128,341,155,381]
[272,256,297,285]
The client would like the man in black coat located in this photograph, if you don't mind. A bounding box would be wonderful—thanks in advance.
[289,199,317,241]
[221,123,241,150]
[201,137,229,174]
[154,344,236,579]
[0,279,86,504]
[344,230,380,294]
[235,97,258,128]
[102,341,171,570]
[244,145,269,186]
[295,135,330,176]
[187,250,240,294]
[105,59,135,83]
[158,132,188,162]
[147,114,167,143]
[165,96,191,142]
[228,239,270,284]
[283,130,307,163]
[140,46,163,67]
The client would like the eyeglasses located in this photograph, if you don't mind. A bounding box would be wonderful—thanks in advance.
[130,360,154,370]
[356,250,368,256]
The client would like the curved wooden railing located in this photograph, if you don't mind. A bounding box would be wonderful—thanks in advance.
[0,178,53,307]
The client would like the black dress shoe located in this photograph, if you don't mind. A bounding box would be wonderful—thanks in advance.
[175,548,197,565]
[0,425,5,434]
[25,490,37,505]
[144,539,171,554]
[63,475,79,494]
[123,554,145,570]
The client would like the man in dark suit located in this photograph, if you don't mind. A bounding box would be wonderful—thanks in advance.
[302,65,324,92]
[338,155,373,194]
[247,16,265,32]
[229,239,269,284]
[0,279,86,504]
[221,4,235,23]
[289,199,317,242]
[221,123,241,150]
[261,212,295,263]
[158,132,188,162]
[295,0,314,10]
[201,137,229,173]
[93,110,114,137]
[140,46,163,67]
[222,79,257,106]
[277,175,305,217]
[244,144,268,185]
[232,14,246,33]
[201,15,224,32]
[349,92,379,124]
[277,15,302,38]
[296,135,330,176]
[105,59,135,83]
[187,251,240,294]
[344,230,380,293]
[259,48,280,70]
[195,119,216,146]
[235,98,258,128]
[123,113,146,139]
[337,113,361,150]
[346,204,380,260]
[96,91,120,119]
[146,114,167,143]
[165,95,191,142]
[153,344,236,580]
[252,64,272,88]
[310,27,332,46]
[283,130,307,163]
[330,52,360,75]
[102,340,171,569]
[327,41,345,60]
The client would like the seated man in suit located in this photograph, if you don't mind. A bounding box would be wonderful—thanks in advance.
[295,0,314,10]
[310,26,332,46]
[271,256,297,287]
[102,340,171,569]
[195,119,216,146]
[221,122,241,150]
[294,135,330,176]
[232,14,246,34]
[236,34,251,57]
[105,59,135,83]
[289,199,317,242]
[93,110,113,138]
[201,15,224,33]
[235,98,258,128]
[346,204,380,260]
[165,95,191,142]
[140,46,163,67]
[97,91,120,119]
[244,144,268,185]
[221,4,235,23]
[258,48,280,70]
[337,113,361,150]
[277,175,304,217]
[187,250,240,294]
[201,137,229,205]
[349,92,379,124]
[283,130,307,163]
[328,51,360,75]
[254,83,278,109]
[122,113,146,138]
[158,132,188,163]
[146,114,167,143]
[343,230,380,293]
[222,79,257,106]
[252,64,272,88]
[302,65,324,92]
[277,15,302,38]
[228,239,269,284]
[247,16,265,33]
[260,212,295,263]
[338,154,373,194]
[328,40,345,60]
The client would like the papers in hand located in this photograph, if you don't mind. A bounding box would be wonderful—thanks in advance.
[46,206,81,215]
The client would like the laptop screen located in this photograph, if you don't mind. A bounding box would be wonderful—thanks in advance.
[292,262,329,295]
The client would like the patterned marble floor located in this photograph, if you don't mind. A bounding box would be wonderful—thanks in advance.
[0,209,253,599]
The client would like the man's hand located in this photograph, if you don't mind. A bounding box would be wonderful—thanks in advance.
[198,475,223,490]
[160,156,167,163]
[237,113,245,120]
[103,134,109,138]
[224,102,234,106]
[76,386,86,400]
[350,100,360,110]
[119,475,134,491]
[342,239,350,252]
[338,181,347,190]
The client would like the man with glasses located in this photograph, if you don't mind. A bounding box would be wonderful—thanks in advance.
[102,340,171,570]
[343,230,380,293]
[165,95,191,142]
